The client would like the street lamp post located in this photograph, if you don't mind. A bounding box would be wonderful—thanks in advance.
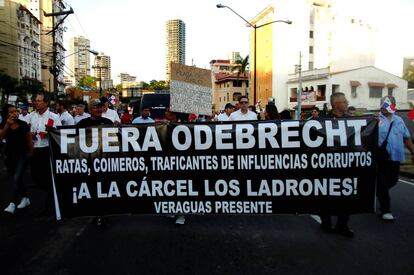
[216,4,291,105]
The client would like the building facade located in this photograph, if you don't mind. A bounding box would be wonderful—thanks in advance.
[210,59,249,111]
[69,36,91,86]
[165,19,186,81]
[0,0,41,81]
[287,66,409,112]
[93,52,113,89]
[249,0,377,111]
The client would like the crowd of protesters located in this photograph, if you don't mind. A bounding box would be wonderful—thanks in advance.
[1,92,414,238]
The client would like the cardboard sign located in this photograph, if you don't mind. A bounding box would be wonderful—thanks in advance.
[170,63,212,115]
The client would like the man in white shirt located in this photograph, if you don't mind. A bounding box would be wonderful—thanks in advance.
[230,96,258,121]
[100,96,121,125]
[217,103,234,122]
[74,104,90,124]
[28,93,61,216]
[56,101,75,126]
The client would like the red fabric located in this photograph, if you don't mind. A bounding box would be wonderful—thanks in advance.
[408,109,414,120]
[121,113,132,124]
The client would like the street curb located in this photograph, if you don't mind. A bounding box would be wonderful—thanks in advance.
[399,171,414,179]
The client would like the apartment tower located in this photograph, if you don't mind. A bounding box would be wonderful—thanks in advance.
[69,36,91,85]
[165,19,186,81]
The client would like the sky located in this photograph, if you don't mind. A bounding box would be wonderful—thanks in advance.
[62,0,414,83]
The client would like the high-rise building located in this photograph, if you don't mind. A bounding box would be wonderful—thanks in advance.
[118,72,137,83]
[0,0,41,81]
[69,36,91,86]
[228,51,242,64]
[165,19,186,81]
[93,52,112,89]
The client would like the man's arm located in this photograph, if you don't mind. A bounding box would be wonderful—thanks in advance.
[404,138,414,163]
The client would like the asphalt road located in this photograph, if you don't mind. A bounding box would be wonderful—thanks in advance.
[1,164,414,275]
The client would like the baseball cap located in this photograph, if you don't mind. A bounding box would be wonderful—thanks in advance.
[224,103,234,109]
[381,96,396,113]
[88,99,103,108]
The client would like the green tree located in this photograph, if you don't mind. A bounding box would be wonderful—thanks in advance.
[16,78,45,102]
[231,55,249,78]
[0,71,18,105]
[403,65,414,82]
[77,76,98,88]
[143,80,170,91]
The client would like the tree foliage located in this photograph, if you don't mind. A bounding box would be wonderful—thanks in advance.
[77,76,98,88]
[142,80,170,91]
[403,65,414,82]
[0,71,44,104]
[231,55,249,78]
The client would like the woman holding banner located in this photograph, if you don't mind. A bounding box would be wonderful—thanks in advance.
[0,104,32,214]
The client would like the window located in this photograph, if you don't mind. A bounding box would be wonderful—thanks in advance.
[351,86,357,98]
[309,46,314,54]
[233,92,241,101]
[369,87,383,98]
[233,80,242,87]
[309,62,314,70]
[309,31,314,38]
[388,87,393,96]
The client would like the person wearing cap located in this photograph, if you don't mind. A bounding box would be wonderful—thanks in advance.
[217,103,234,122]
[76,99,114,128]
[230,96,257,121]
[99,96,121,125]
[19,105,31,123]
[74,104,90,124]
[132,106,154,124]
[377,95,414,221]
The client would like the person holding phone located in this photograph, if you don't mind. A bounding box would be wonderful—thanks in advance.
[0,104,33,214]
[27,93,61,217]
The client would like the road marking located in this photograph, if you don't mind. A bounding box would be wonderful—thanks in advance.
[399,178,414,186]
[310,215,321,224]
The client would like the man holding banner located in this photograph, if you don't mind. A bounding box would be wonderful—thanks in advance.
[28,93,61,216]
[319,92,354,237]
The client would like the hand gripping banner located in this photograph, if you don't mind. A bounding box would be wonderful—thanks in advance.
[49,117,378,219]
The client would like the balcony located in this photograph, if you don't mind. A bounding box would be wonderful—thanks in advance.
[289,95,326,102]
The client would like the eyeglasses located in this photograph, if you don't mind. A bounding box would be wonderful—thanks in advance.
[240,101,249,104]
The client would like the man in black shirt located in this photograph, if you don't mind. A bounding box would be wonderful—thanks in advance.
[76,98,112,227]
[77,99,114,127]
[319,92,354,238]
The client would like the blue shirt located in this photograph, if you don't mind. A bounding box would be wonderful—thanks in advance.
[132,116,155,124]
[378,113,411,162]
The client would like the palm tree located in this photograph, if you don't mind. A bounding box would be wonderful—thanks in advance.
[231,55,249,78]
[403,65,414,82]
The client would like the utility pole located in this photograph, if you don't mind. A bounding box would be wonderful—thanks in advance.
[296,52,303,120]
[44,4,73,100]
